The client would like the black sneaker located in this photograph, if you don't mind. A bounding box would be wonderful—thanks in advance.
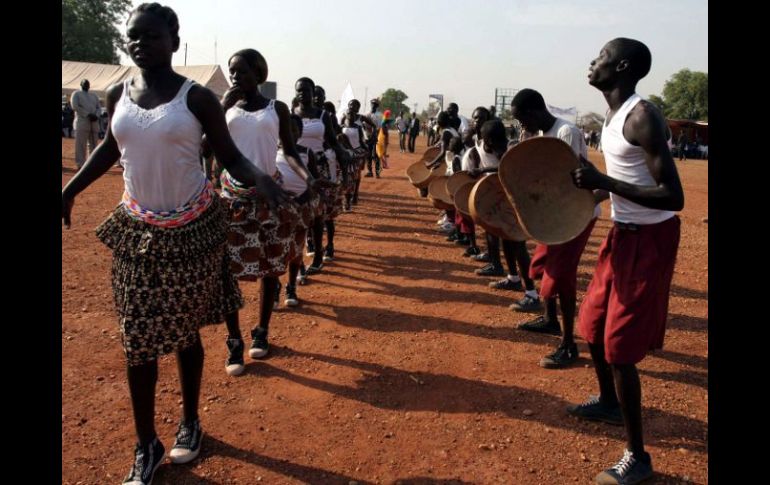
[225,338,245,376]
[323,245,335,262]
[364,172,373,178]
[463,246,481,257]
[540,342,579,369]
[169,419,203,464]
[509,295,543,312]
[249,327,269,359]
[517,316,561,335]
[375,171,381,178]
[306,262,324,275]
[454,236,471,246]
[123,437,165,485]
[595,449,654,485]
[475,264,505,277]
[471,252,490,262]
[566,395,623,426]
[489,278,524,291]
[285,284,299,307]
[446,231,459,242]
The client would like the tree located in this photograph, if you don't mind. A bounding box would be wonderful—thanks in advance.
[62,0,133,64]
[578,112,605,132]
[380,88,410,116]
[652,69,708,121]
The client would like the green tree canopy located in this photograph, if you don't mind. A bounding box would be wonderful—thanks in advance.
[62,0,133,64]
[380,88,410,116]
[651,69,708,121]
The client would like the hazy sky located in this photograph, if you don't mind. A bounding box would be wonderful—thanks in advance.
[119,0,707,118]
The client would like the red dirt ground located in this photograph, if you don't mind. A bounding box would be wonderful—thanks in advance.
[62,134,707,484]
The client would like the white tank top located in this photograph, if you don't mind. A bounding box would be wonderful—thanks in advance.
[343,125,361,149]
[476,139,500,170]
[225,99,279,176]
[112,78,206,212]
[275,148,308,196]
[601,94,674,224]
[298,115,325,154]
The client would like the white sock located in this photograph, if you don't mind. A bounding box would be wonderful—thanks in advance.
[507,275,521,283]
[525,289,539,299]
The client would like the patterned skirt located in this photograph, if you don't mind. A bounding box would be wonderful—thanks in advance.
[288,189,321,261]
[317,156,344,220]
[95,196,243,366]
[222,192,302,281]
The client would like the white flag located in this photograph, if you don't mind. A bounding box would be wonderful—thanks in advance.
[337,82,355,123]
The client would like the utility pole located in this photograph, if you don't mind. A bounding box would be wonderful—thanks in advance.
[184,43,187,66]
[364,87,368,108]
[214,37,217,64]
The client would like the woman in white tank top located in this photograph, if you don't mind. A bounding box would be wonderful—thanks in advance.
[60,5,288,482]
[341,99,369,208]
[293,77,352,274]
[218,49,326,375]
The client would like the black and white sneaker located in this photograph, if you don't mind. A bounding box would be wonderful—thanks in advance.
[123,437,165,485]
[169,419,203,464]
[509,294,543,312]
[471,252,490,262]
[249,327,269,359]
[566,395,623,426]
[475,263,505,277]
[540,342,579,369]
[306,262,323,275]
[517,316,561,335]
[284,284,299,307]
[224,338,245,376]
[489,278,524,291]
[595,449,654,485]
[323,245,335,262]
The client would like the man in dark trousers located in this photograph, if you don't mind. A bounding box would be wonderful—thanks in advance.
[407,114,420,153]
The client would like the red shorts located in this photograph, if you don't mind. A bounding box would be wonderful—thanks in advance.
[454,211,475,235]
[529,218,597,299]
[577,216,681,364]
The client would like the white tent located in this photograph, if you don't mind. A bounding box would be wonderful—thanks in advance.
[62,60,231,102]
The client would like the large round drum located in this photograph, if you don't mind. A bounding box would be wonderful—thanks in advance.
[446,171,476,201]
[427,176,453,210]
[406,146,443,188]
[453,181,474,216]
[469,174,529,241]
[498,137,595,245]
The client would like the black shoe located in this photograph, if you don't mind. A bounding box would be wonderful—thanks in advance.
[463,246,481,257]
[375,172,381,178]
[446,231,459,242]
[566,395,624,426]
[454,236,471,246]
[509,294,543,312]
[517,316,561,335]
[475,263,505,277]
[123,437,165,485]
[306,262,324,275]
[489,278,524,291]
[540,342,579,369]
[169,419,203,464]
[284,284,299,307]
[471,252,490,262]
[323,245,335,262]
[249,327,269,359]
[224,338,244,376]
[595,449,654,485]
[364,172,373,177]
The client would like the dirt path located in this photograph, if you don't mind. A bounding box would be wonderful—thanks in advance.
[62,135,708,484]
